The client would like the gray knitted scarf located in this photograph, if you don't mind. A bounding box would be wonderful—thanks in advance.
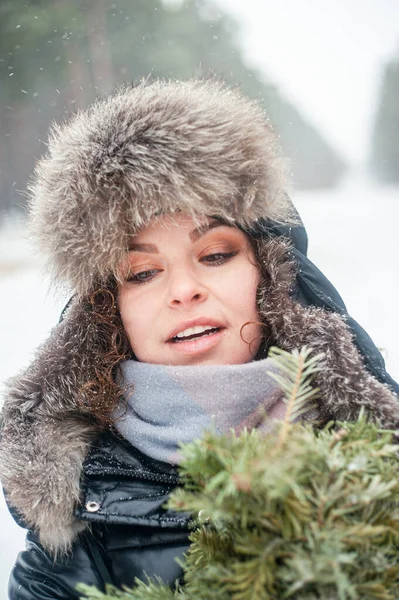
[114,359,287,464]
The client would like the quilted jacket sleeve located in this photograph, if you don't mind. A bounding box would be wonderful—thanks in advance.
[8,530,104,600]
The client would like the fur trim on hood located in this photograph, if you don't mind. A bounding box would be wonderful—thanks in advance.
[29,78,293,295]
[0,239,398,556]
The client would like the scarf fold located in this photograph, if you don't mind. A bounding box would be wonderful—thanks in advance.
[114,358,288,464]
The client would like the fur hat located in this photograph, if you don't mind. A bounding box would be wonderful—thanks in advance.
[28,79,293,295]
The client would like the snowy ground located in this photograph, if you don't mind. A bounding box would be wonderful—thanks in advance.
[0,175,398,595]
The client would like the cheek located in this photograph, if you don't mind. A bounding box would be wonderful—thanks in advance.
[228,264,260,317]
[117,290,146,347]
[229,265,262,351]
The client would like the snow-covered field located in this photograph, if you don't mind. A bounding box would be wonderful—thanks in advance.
[0,175,397,596]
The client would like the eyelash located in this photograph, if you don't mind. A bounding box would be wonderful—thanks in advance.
[125,269,160,284]
[126,252,238,284]
[199,251,237,265]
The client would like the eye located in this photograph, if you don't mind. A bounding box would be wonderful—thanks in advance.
[200,251,237,265]
[126,269,161,284]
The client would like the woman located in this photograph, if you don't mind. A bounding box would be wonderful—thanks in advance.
[1,79,398,599]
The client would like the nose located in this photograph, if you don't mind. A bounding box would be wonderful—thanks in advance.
[167,267,208,308]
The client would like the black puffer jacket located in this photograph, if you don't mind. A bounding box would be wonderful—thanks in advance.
[10,432,189,599]
[5,220,399,600]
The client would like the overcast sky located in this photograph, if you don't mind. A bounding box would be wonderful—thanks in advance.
[214,0,399,164]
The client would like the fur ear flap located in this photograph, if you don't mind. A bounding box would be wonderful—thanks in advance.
[0,297,107,554]
[0,415,95,556]
[256,238,399,431]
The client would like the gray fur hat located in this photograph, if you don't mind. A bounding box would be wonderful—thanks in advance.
[29,79,292,295]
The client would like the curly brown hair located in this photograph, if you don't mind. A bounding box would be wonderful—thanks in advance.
[77,281,131,426]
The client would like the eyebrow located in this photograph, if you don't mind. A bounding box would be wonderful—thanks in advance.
[128,220,229,253]
[128,243,158,253]
[189,220,226,242]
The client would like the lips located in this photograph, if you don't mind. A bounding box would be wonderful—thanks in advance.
[171,325,220,342]
[166,318,225,343]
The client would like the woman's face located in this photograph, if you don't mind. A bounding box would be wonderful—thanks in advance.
[117,214,262,366]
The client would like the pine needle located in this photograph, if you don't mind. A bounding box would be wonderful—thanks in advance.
[267,346,322,446]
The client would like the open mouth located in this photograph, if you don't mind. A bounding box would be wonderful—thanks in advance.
[169,326,221,343]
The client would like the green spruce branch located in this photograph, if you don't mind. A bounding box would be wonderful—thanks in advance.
[78,347,399,600]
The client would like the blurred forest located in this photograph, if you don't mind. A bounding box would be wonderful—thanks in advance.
[370,54,399,182]
[0,0,350,218]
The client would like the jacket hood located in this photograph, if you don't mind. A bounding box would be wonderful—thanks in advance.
[29,78,293,295]
[1,238,398,556]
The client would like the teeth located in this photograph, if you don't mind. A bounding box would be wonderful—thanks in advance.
[175,325,217,339]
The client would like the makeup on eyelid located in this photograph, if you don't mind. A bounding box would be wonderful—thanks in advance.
[121,229,244,284]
